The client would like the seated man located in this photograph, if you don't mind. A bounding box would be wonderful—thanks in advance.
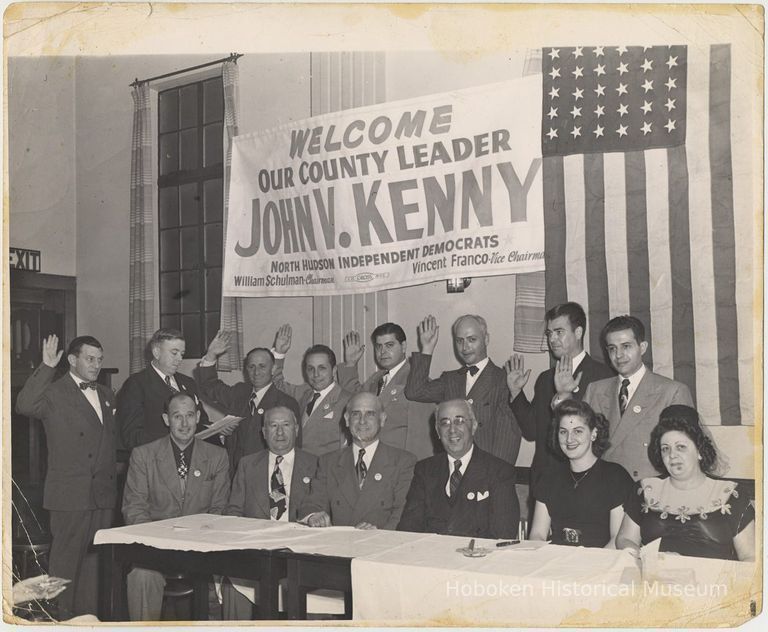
[299,392,416,530]
[398,398,520,539]
[222,405,317,619]
[122,392,230,621]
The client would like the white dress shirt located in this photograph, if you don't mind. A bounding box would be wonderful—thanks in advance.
[70,373,103,424]
[152,363,179,391]
[465,357,490,395]
[380,358,407,390]
[352,439,379,472]
[618,364,647,404]
[445,444,474,496]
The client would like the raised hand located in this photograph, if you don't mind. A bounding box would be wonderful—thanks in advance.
[504,354,531,400]
[343,330,365,365]
[41,335,63,368]
[553,353,583,396]
[416,315,439,354]
[274,324,292,355]
[203,330,232,362]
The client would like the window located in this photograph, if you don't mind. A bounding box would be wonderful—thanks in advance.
[157,77,224,357]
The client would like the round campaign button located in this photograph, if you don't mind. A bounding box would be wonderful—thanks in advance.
[467,492,475,500]
[374,473,382,481]
[257,408,264,415]
[467,398,474,405]
[193,470,201,477]
[633,405,642,413]
[390,389,397,395]
[302,476,311,484]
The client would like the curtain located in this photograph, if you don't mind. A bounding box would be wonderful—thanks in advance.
[128,83,155,374]
[218,59,244,371]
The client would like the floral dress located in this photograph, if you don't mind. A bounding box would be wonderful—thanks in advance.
[626,476,755,560]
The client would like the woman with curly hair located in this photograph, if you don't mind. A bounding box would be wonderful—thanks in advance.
[616,404,755,561]
[529,399,635,548]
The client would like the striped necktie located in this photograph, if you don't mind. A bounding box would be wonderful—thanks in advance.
[269,455,287,520]
[448,459,462,499]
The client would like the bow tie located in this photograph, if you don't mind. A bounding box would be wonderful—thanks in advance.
[79,381,98,390]
[460,365,479,377]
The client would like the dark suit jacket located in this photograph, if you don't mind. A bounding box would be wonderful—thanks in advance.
[299,442,416,529]
[337,360,436,460]
[122,436,230,524]
[584,369,694,480]
[195,364,301,472]
[397,446,519,539]
[117,366,210,450]
[512,353,614,479]
[405,353,522,464]
[16,364,117,512]
[224,449,318,521]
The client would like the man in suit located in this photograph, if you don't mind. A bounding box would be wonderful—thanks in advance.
[404,314,522,465]
[398,399,519,539]
[122,392,230,621]
[117,328,210,450]
[506,302,614,485]
[337,323,436,460]
[195,330,300,472]
[221,405,317,619]
[271,327,352,456]
[16,334,117,619]
[299,392,416,529]
[582,315,694,480]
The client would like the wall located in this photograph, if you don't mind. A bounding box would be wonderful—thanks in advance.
[8,56,77,276]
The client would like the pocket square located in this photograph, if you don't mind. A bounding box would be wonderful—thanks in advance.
[477,490,490,501]
[323,412,335,419]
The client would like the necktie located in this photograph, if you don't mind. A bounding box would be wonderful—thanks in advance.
[177,450,188,495]
[619,378,631,416]
[448,459,462,498]
[376,372,389,396]
[79,381,98,390]
[356,448,367,488]
[461,365,479,377]
[248,392,258,417]
[306,391,321,417]
[164,375,179,393]
[269,455,287,520]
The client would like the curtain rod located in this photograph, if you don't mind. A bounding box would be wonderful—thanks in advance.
[130,53,243,87]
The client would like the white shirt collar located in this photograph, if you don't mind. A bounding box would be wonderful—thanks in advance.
[471,357,490,373]
[151,363,176,384]
[313,381,336,403]
[447,444,474,470]
[251,382,272,401]
[353,439,379,467]
[571,350,587,373]
[620,363,647,394]
[70,372,89,386]
[383,358,407,381]
[269,448,295,468]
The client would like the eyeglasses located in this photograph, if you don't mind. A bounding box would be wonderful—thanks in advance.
[437,416,469,429]
[348,411,380,422]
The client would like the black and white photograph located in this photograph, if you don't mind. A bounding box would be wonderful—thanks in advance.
[2,2,762,626]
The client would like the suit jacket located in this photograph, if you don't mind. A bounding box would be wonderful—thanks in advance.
[194,364,301,472]
[117,366,210,451]
[122,436,230,524]
[397,446,519,539]
[337,360,436,460]
[224,448,318,521]
[16,364,117,512]
[584,368,694,480]
[272,371,353,456]
[512,353,614,479]
[405,353,522,465]
[299,442,416,529]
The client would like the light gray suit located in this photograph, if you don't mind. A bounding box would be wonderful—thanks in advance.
[584,368,693,480]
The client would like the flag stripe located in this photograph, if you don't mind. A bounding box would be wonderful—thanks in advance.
[564,154,590,352]
[543,156,568,306]
[603,153,631,318]
[667,143,697,398]
[709,44,741,425]
[584,153,610,358]
[623,150,654,369]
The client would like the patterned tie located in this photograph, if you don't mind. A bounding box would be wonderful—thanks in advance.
[79,381,98,390]
[269,455,287,520]
[165,375,179,393]
[177,450,188,495]
[448,459,462,499]
[376,372,389,396]
[306,391,321,417]
[356,448,368,488]
[248,392,258,417]
[461,365,479,376]
[619,378,631,416]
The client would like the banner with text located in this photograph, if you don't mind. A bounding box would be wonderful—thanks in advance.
[223,77,544,297]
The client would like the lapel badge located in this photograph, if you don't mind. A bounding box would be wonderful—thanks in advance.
[323,402,330,410]
[302,476,311,484]
[466,492,475,500]
[390,388,397,395]
[374,473,382,481]
[193,470,201,477]
[257,408,264,415]
[467,398,474,405]
[633,405,642,413]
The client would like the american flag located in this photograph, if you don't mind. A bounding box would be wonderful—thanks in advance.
[540,44,752,426]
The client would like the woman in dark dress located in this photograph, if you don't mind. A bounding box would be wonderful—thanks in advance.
[529,399,634,548]
[617,405,755,561]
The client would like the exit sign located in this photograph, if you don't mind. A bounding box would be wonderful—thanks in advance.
[10,247,41,272]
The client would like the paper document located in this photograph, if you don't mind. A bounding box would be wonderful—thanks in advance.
[195,415,243,439]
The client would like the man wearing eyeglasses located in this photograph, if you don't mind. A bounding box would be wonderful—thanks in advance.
[298,392,416,529]
[398,399,519,539]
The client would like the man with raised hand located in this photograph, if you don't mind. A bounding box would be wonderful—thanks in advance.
[196,330,300,472]
[405,314,522,464]
[398,398,519,539]
[122,391,230,621]
[16,334,117,619]
[299,392,416,530]
[337,323,435,460]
